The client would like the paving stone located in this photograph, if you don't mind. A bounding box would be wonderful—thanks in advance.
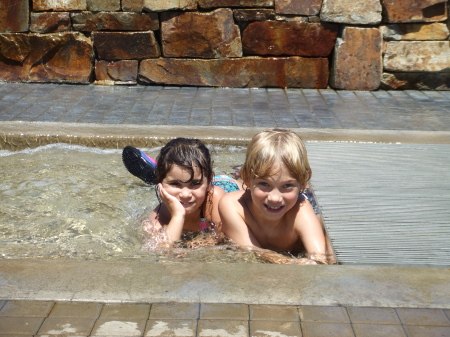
[301,322,354,337]
[0,317,44,334]
[145,319,197,337]
[250,305,299,321]
[403,325,450,337]
[250,320,302,337]
[91,317,147,336]
[200,303,249,320]
[352,323,406,337]
[298,306,350,323]
[99,303,151,319]
[48,302,103,317]
[0,300,54,317]
[396,308,450,326]
[38,316,97,335]
[198,319,249,337]
[149,303,200,320]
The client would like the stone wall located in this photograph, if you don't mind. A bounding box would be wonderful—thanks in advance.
[0,0,449,90]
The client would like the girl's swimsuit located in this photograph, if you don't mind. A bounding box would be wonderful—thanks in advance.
[211,175,241,193]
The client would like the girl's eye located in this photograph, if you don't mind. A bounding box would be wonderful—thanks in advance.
[258,181,269,187]
[168,182,180,187]
[284,184,294,188]
[191,180,202,186]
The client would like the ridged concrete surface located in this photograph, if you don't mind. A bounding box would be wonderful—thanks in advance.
[308,142,450,267]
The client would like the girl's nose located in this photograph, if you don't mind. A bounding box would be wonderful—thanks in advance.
[179,187,191,198]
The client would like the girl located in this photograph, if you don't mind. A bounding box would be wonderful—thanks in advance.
[218,129,332,264]
[122,139,241,246]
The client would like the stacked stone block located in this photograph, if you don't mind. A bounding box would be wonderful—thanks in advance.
[0,0,449,89]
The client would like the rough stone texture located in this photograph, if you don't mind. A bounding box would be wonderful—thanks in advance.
[33,0,87,11]
[199,0,273,8]
[381,0,448,23]
[381,72,450,90]
[143,0,196,12]
[242,21,338,57]
[0,33,93,83]
[233,9,276,22]
[30,12,71,33]
[0,0,29,33]
[93,31,160,60]
[161,9,242,58]
[139,57,329,89]
[95,60,138,85]
[122,0,143,11]
[139,57,329,88]
[276,15,309,22]
[384,41,450,72]
[330,27,382,90]
[381,23,449,41]
[321,0,382,25]
[275,0,322,16]
[87,0,120,11]
[72,12,159,31]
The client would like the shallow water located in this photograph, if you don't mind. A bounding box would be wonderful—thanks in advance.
[0,143,260,262]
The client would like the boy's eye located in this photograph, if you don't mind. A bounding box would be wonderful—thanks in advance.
[258,181,269,187]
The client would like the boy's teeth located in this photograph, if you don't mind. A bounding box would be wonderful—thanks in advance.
[267,205,281,210]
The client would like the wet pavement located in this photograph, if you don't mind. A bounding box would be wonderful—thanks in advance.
[1,83,450,336]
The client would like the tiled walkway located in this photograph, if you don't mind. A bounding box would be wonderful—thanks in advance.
[1,83,450,131]
[1,83,450,336]
[1,300,450,337]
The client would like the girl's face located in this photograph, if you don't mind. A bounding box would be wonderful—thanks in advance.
[248,164,302,221]
[161,164,208,215]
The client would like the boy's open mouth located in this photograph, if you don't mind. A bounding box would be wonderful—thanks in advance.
[264,204,284,213]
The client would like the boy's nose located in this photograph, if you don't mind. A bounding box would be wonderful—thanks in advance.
[267,189,283,203]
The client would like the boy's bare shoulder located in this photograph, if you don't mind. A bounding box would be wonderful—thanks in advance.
[219,190,246,205]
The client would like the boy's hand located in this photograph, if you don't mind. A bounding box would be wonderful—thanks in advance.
[158,183,186,218]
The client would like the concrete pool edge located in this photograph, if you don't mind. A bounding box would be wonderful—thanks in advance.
[1,259,449,308]
[2,122,450,151]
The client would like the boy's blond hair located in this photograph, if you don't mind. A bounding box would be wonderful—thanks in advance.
[240,129,312,190]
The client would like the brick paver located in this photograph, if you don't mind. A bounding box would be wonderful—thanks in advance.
[1,83,450,131]
[1,301,449,336]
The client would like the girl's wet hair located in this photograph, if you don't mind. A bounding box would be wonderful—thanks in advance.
[155,138,214,184]
[240,129,312,190]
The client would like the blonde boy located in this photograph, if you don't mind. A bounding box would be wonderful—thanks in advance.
[219,129,328,263]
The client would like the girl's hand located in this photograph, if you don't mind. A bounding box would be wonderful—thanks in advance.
[158,183,186,219]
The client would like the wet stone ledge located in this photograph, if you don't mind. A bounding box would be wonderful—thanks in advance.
[0,0,449,90]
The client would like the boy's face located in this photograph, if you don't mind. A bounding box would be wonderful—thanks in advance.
[247,164,302,221]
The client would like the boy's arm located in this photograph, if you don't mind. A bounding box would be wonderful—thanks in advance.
[219,191,261,247]
[295,199,327,259]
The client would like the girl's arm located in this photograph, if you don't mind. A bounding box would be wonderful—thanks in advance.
[206,185,226,226]
[219,191,261,247]
[150,183,186,243]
